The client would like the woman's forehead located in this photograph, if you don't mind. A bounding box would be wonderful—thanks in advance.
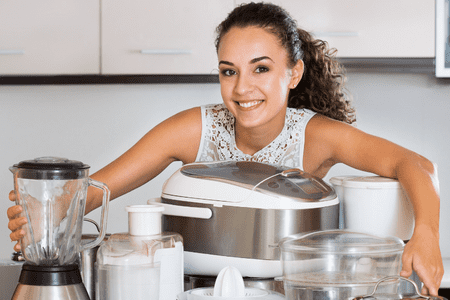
[217,26,287,61]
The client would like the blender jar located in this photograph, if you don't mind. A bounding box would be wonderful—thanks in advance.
[10,157,110,266]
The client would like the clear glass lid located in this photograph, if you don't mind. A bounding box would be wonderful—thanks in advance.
[279,230,404,254]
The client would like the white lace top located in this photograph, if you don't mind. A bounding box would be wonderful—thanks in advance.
[195,104,316,169]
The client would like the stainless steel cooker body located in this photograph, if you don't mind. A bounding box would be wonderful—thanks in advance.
[162,197,339,260]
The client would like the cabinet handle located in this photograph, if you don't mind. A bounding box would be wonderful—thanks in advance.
[140,49,192,55]
[0,50,25,55]
[312,31,359,37]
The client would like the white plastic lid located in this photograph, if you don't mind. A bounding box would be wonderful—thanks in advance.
[342,176,401,189]
[125,204,165,236]
[329,176,357,186]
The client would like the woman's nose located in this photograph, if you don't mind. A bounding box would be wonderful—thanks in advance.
[234,74,254,95]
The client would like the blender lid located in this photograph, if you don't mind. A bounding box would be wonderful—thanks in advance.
[179,161,334,201]
[12,157,90,179]
[279,230,404,254]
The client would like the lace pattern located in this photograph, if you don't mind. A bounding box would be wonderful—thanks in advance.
[195,103,316,169]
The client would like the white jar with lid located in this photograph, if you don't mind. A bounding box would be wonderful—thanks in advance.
[330,176,414,241]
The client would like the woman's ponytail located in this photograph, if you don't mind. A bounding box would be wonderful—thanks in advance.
[288,29,356,124]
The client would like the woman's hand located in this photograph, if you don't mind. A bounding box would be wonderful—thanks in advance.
[400,225,444,296]
[7,190,27,252]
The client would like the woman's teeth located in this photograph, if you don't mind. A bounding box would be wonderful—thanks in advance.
[238,100,262,108]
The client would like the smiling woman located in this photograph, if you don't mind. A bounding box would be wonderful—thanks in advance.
[7,1,443,296]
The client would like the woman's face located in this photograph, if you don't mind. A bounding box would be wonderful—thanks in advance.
[217,26,303,130]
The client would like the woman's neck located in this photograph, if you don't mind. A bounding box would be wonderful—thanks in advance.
[234,110,286,156]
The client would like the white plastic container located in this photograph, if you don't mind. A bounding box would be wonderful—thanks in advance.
[329,176,414,240]
[96,204,184,300]
[177,266,285,300]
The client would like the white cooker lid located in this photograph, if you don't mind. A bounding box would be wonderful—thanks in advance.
[162,161,339,209]
[339,176,401,189]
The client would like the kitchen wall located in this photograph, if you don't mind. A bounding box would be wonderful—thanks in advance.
[1,70,449,260]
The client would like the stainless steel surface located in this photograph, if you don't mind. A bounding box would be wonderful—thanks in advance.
[11,283,90,300]
[351,275,448,300]
[284,281,398,300]
[399,271,423,296]
[78,219,109,300]
[184,274,285,295]
[79,234,103,300]
[162,198,339,260]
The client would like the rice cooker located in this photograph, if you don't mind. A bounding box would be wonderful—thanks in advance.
[148,161,339,278]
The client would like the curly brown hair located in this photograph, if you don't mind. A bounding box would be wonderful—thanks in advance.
[215,2,356,124]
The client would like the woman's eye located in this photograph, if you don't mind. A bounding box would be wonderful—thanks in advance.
[220,69,236,76]
[255,66,269,73]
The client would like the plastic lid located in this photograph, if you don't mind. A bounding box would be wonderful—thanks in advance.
[180,161,335,202]
[279,230,404,254]
[329,176,357,186]
[126,205,164,236]
[342,176,401,189]
[11,157,90,179]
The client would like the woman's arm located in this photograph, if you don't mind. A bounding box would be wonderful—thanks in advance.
[84,107,202,213]
[305,114,443,296]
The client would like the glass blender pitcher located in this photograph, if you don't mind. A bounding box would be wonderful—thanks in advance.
[10,157,110,299]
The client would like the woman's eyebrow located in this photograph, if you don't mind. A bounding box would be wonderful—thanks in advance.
[219,56,274,67]
[250,56,273,64]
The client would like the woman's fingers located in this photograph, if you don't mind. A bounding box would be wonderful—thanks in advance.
[9,190,16,201]
[7,205,23,219]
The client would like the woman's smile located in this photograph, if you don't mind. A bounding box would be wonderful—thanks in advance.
[235,100,264,109]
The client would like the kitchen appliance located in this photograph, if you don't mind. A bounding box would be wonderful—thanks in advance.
[329,176,414,241]
[436,0,450,77]
[177,266,285,300]
[10,157,110,300]
[150,161,339,278]
[351,276,447,300]
[78,219,110,300]
[96,204,184,300]
[184,274,284,295]
[279,230,404,300]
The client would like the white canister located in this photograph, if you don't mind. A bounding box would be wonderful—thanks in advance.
[330,176,414,241]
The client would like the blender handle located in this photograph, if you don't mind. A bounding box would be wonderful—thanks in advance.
[80,178,110,251]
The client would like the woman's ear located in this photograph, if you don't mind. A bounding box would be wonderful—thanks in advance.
[289,59,304,89]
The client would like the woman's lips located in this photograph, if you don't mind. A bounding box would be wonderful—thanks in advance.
[236,100,263,108]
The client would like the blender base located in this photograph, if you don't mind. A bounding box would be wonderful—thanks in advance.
[12,283,90,300]
[12,263,90,300]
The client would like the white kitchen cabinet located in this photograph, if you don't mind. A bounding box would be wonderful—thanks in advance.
[101,0,234,74]
[236,0,435,58]
[0,0,100,75]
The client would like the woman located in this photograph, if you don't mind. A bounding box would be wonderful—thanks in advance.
[8,2,443,295]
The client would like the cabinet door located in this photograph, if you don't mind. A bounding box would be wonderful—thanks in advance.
[0,0,99,75]
[101,0,234,74]
[236,0,435,58]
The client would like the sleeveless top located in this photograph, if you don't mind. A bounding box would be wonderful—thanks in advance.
[194,103,316,169]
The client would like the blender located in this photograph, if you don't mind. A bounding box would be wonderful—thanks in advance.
[10,157,110,299]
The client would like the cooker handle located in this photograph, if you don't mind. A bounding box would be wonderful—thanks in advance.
[148,199,212,219]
